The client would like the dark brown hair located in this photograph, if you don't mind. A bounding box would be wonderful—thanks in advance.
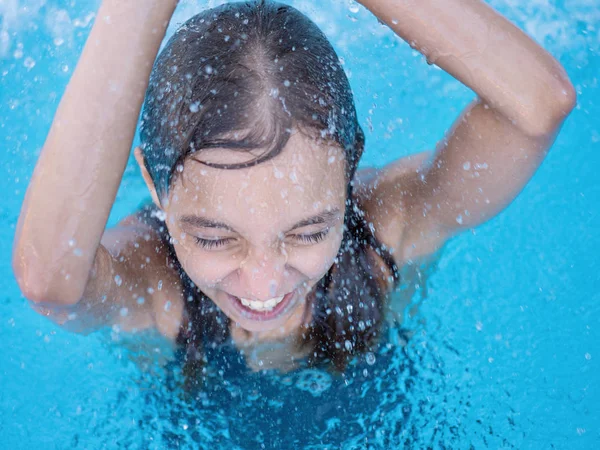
[139,0,393,382]
[140,0,364,201]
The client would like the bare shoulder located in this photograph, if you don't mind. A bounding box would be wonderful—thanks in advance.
[354,153,441,321]
[40,211,186,339]
[354,151,442,266]
[100,212,185,340]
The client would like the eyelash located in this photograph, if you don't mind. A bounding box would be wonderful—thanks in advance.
[193,237,233,250]
[294,230,329,245]
[193,230,329,250]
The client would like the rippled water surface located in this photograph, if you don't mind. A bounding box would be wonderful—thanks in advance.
[1,0,599,448]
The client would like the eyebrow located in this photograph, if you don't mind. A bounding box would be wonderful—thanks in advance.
[286,208,342,232]
[178,208,342,233]
[179,216,236,232]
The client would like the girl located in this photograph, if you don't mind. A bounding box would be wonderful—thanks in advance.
[13,0,575,375]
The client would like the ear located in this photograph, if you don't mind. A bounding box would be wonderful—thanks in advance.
[134,147,162,209]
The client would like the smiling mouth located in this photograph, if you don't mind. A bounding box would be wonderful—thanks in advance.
[238,295,285,312]
[228,291,297,321]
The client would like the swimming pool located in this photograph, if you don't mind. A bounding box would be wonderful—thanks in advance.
[1,0,598,448]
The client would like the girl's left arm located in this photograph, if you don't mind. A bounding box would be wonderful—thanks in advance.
[357,0,576,261]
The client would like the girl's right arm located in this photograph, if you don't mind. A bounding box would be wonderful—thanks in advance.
[12,0,183,335]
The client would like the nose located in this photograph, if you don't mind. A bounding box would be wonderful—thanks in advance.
[238,245,288,301]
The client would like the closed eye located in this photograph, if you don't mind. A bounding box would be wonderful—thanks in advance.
[290,229,330,245]
[193,229,330,250]
[193,236,235,250]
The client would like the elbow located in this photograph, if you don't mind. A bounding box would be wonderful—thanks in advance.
[12,246,42,303]
[12,248,83,306]
[549,78,577,122]
[17,278,83,307]
[14,274,48,305]
[14,277,83,308]
[558,79,577,113]
[524,78,577,138]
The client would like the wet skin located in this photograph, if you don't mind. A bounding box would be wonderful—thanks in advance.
[141,130,348,341]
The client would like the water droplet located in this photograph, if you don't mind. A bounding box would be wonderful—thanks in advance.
[24,57,35,69]
[344,340,353,351]
[283,80,290,87]
[366,352,376,365]
[114,275,122,286]
[456,214,463,225]
[119,307,128,317]
[463,161,471,170]
[585,353,591,360]
[137,297,145,305]
[269,280,278,296]
[348,2,359,13]
[164,301,172,312]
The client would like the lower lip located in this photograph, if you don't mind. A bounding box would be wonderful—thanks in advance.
[228,291,297,321]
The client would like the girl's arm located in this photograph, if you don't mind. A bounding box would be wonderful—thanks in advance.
[357,0,576,261]
[12,0,182,333]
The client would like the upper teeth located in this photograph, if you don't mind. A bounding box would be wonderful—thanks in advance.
[239,295,285,312]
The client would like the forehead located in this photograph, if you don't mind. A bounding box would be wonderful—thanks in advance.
[168,131,347,220]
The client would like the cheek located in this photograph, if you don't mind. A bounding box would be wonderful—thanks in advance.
[173,243,239,287]
[287,229,343,279]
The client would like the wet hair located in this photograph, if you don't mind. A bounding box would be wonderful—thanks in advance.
[140,0,364,202]
[138,0,394,382]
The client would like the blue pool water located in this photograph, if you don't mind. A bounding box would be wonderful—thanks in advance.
[1,0,599,448]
